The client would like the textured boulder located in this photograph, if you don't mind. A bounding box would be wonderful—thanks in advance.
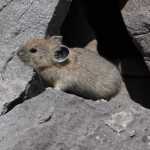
[0,88,150,150]
[123,1,150,70]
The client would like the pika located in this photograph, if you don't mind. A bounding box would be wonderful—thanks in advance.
[17,36,122,100]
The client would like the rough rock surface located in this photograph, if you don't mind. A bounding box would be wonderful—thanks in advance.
[123,1,150,70]
[0,88,150,150]
[0,0,150,150]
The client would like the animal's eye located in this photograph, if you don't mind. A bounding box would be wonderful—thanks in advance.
[29,48,37,53]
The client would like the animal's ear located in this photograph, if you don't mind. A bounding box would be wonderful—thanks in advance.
[53,46,69,63]
[46,35,63,44]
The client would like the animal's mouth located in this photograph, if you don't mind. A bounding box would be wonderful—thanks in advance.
[37,65,52,72]
[17,50,26,59]
[17,50,30,64]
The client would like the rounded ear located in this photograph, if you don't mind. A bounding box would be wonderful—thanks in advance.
[46,35,63,44]
[53,46,69,63]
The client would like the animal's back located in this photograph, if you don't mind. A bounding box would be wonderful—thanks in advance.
[68,48,122,99]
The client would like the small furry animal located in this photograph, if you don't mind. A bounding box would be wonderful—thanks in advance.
[17,36,122,100]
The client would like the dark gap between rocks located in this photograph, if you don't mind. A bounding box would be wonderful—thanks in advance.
[45,0,72,37]
[1,73,47,115]
[1,92,27,115]
[60,0,95,47]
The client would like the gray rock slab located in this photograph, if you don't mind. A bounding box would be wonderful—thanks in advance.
[123,0,150,12]
[123,3,150,70]
[0,88,149,150]
[0,55,33,114]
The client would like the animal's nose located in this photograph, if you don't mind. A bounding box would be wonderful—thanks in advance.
[17,50,25,57]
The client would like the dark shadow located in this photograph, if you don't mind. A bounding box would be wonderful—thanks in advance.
[60,0,150,108]
[119,38,150,108]
[80,0,142,59]
[2,72,48,115]
[60,0,95,47]
[45,0,72,37]
[123,76,150,108]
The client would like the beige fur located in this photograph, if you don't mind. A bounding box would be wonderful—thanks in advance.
[17,36,122,100]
